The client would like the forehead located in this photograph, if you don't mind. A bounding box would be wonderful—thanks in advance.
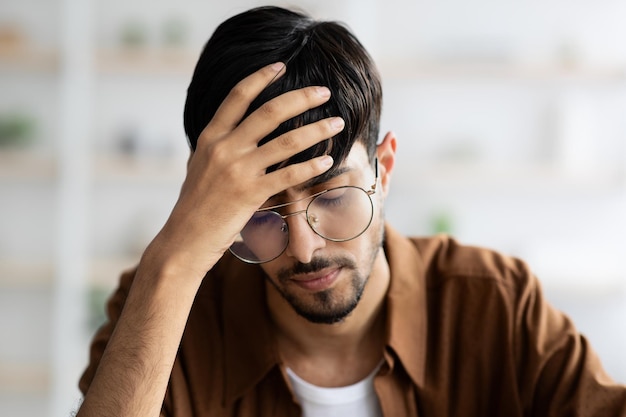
[296,143,372,191]
[271,143,372,201]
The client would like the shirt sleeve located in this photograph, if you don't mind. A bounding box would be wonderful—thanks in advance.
[514,271,626,416]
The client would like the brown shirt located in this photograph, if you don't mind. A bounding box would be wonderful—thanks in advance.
[80,225,626,416]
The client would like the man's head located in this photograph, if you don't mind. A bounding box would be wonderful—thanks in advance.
[183,6,382,175]
[184,6,395,325]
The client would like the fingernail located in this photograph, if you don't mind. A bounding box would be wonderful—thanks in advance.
[316,86,331,98]
[330,117,345,130]
[320,155,334,167]
[271,62,285,72]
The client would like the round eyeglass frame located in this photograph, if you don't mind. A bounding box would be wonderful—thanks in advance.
[229,163,379,264]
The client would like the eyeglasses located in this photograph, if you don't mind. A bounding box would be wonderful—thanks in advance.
[229,164,378,264]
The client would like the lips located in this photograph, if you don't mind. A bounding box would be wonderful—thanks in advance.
[290,268,341,291]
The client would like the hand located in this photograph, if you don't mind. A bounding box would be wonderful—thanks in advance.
[145,62,344,279]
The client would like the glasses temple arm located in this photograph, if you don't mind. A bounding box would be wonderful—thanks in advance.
[370,158,378,192]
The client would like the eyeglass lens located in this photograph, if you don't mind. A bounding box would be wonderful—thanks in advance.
[229,186,373,264]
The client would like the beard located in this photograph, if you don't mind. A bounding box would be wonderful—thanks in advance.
[267,219,385,325]
[270,257,363,324]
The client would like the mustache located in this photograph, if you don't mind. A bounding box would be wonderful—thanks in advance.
[277,256,356,282]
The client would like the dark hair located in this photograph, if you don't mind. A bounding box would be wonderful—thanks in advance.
[183,6,382,172]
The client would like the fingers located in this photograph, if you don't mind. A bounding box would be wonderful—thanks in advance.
[256,116,342,194]
[205,62,286,136]
[262,155,335,194]
[192,61,343,198]
[234,86,332,145]
[253,116,345,169]
[199,62,334,154]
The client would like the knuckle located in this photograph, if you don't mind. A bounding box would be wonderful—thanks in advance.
[205,140,229,165]
[223,161,247,191]
[197,124,219,145]
[280,167,298,184]
[259,100,279,118]
[303,87,318,101]
[228,83,251,102]
[277,132,298,150]
[322,119,336,135]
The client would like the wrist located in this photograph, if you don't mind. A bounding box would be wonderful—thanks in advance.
[138,238,218,287]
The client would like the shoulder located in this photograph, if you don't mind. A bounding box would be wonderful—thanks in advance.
[410,234,535,299]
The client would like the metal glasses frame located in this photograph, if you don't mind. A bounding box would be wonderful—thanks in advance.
[230,159,379,263]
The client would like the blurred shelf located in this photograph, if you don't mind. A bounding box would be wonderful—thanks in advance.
[0,361,50,394]
[536,266,626,297]
[0,151,188,183]
[90,256,138,288]
[0,259,54,289]
[541,274,626,297]
[0,46,59,73]
[521,238,626,295]
[393,161,625,193]
[0,255,139,291]
[96,47,197,76]
[379,60,626,83]
[92,153,187,184]
[0,150,57,181]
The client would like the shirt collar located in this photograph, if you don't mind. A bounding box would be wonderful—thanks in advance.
[382,224,428,387]
[220,223,428,404]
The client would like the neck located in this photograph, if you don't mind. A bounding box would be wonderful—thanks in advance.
[266,248,390,386]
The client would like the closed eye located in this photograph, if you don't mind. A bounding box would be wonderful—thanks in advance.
[313,188,350,208]
[248,211,279,226]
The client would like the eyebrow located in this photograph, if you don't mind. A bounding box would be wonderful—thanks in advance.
[272,166,353,199]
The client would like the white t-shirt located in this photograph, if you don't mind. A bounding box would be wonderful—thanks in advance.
[286,366,383,417]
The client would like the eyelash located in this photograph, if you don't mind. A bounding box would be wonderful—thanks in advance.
[314,189,348,207]
[249,212,276,226]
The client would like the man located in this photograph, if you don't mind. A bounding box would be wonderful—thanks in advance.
[77,6,626,417]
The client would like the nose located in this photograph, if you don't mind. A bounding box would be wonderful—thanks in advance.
[283,212,326,264]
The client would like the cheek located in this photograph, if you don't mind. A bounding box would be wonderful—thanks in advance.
[374,194,386,218]
[338,236,372,263]
[259,263,280,281]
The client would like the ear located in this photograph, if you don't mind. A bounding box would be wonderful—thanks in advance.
[376,131,397,196]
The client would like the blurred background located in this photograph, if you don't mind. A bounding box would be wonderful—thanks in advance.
[0,0,625,415]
